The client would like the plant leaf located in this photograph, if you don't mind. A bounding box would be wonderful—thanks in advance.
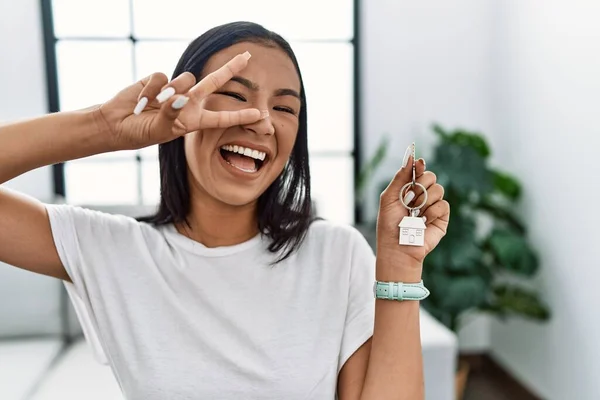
[489,285,551,321]
[476,197,526,234]
[425,212,482,272]
[426,273,488,316]
[429,143,493,197]
[491,169,522,201]
[487,228,539,276]
[355,135,390,202]
[447,130,491,158]
[432,123,449,139]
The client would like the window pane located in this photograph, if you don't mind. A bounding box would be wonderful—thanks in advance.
[141,159,160,205]
[135,41,190,80]
[88,150,138,161]
[56,41,133,111]
[52,0,131,38]
[139,145,159,158]
[310,156,354,224]
[132,0,353,41]
[293,43,354,153]
[65,161,139,205]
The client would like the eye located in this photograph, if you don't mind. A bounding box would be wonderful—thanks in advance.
[274,106,297,115]
[218,91,246,102]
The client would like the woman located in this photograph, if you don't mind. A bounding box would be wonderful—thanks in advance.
[0,22,449,399]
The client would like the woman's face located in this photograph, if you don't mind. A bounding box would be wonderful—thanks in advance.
[184,41,301,207]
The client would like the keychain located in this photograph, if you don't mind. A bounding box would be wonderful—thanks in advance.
[398,143,427,246]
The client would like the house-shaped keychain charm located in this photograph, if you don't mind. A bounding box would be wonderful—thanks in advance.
[399,214,426,246]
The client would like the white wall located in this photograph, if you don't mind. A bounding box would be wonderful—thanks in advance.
[360,0,495,352]
[487,1,600,399]
[363,1,600,399]
[0,0,53,200]
[0,0,62,337]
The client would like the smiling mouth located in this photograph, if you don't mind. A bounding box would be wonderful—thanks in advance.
[219,145,268,173]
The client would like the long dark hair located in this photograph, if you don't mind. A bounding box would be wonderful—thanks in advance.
[139,21,313,262]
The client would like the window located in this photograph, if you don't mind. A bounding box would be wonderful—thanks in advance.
[42,0,360,224]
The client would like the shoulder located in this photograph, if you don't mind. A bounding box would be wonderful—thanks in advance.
[45,204,163,244]
[306,219,366,245]
[298,219,374,263]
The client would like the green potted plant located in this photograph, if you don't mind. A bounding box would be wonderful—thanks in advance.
[356,124,551,399]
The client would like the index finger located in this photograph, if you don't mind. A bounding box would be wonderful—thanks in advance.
[188,51,252,100]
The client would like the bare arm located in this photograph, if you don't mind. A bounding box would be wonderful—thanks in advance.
[0,108,112,280]
[0,108,112,184]
[0,53,265,281]
[359,261,425,399]
[337,264,424,400]
[338,154,450,400]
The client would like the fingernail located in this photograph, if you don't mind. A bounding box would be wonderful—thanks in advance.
[422,159,427,170]
[156,87,176,103]
[172,96,189,110]
[260,110,269,120]
[422,216,427,223]
[403,190,415,205]
[242,51,251,60]
[402,145,411,168]
[133,97,148,115]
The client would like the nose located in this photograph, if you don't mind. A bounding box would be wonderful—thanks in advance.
[244,111,275,136]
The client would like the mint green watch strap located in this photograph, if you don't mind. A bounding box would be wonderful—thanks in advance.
[373,280,430,301]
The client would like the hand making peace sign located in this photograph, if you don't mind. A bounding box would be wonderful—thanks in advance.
[96,51,264,151]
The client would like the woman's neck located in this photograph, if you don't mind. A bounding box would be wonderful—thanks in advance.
[176,193,260,248]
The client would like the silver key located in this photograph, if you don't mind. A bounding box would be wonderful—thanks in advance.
[398,143,427,247]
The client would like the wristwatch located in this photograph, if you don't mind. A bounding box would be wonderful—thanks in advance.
[373,280,430,301]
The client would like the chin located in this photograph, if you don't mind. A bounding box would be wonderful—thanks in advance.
[212,187,263,207]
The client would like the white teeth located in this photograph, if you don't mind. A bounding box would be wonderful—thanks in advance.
[220,144,267,162]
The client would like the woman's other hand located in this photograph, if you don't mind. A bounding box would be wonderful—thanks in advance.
[376,147,450,273]
[97,52,263,151]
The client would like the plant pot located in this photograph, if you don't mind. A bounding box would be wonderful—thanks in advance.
[455,359,471,400]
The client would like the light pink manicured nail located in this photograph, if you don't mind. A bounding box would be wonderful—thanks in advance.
[242,51,251,60]
[402,145,411,168]
[403,190,415,205]
[156,87,176,103]
[260,110,269,120]
[172,96,189,110]
[133,97,148,115]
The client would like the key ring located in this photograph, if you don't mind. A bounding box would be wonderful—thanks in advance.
[399,142,428,213]
[399,182,428,211]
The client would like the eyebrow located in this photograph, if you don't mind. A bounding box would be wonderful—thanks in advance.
[230,76,301,100]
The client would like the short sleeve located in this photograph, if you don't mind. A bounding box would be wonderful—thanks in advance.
[46,204,143,365]
[337,228,376,372]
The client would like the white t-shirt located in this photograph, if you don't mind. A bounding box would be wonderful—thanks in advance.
[46,204,376,400]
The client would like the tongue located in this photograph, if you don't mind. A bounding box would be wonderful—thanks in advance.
[223,152,256,171]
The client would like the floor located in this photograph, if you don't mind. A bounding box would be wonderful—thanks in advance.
[29,341,123,400]
[3,340,540,400]
[463,356,542,400]
[465,371,519,400]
